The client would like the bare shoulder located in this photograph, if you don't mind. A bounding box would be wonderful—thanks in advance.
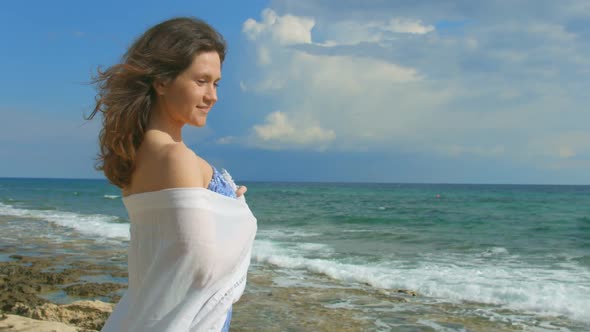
[159,143,208,189]
[124,142,212,196]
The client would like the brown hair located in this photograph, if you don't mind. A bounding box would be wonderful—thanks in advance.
[86,17,226,189]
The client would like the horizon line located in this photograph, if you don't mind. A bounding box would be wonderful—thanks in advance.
[0,176,588,187]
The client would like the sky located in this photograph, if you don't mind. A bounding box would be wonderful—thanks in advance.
[1,0,589,184]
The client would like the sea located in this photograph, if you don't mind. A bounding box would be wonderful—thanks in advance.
[1,177,589,331]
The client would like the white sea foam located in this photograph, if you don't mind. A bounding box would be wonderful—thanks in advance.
[253,239,590,324]
[341,229,372,233]
[0,202,129,240]
[296,242,330,250]
[257,229,322,239]
[103,195,120,199]
[478,246,510,257]
[416,319,468,332]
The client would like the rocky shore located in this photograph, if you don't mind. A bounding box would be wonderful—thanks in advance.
[0,301,113,331]
[1,250,548,331]
[1,254,120,331]
[0,252,422,331]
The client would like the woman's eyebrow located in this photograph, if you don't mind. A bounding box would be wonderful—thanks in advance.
[195,73,222,81]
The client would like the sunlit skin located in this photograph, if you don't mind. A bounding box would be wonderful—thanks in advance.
[152,51,221,131]
[150,51,247,196]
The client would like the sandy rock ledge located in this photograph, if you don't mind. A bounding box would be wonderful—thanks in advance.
[0,300,114,332]
[0,314,82,332]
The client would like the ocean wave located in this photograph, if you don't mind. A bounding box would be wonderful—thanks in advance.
[0,202,129,240]
[257,229,322,239]
[571,255,590,267]
[253,239,590,324]
[294,242,335,258]
[478,246,509,257]
[340,229,372,233]
[103,195,120,199]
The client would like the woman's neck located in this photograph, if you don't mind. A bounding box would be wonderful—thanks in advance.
[147,105,183,142]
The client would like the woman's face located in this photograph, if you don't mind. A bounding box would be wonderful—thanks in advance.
[156,51,221,128]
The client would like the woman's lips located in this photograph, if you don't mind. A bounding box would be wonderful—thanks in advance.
[197,106,211,114]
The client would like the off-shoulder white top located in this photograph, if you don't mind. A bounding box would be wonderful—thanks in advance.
[100,188,257,332]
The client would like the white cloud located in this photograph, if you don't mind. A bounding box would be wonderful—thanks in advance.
[239,9,447,150]
[240,10,455,152]
[252,111,335,147]
[257,46,272,65]
[317,18,434,47]
[292,51,421,88]
[243,9,434,49]
[384,18,435,34]
[235,4,590,172]
[243,8,314,45]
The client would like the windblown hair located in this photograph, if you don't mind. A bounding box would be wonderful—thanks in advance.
[86,17,226,189]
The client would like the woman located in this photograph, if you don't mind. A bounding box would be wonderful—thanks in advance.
[88,17,258,331]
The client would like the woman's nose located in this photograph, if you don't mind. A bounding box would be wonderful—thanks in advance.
[205,85,217,103]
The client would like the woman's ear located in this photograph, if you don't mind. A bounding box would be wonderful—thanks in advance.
[152,79,168,96]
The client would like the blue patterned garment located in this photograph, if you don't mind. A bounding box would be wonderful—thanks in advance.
[207,166,237,199]
[206,165,236,331]
[220,306,232,332]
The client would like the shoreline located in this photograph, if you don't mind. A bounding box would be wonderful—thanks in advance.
[0,252,529,332]
[0,252,387,331]
[2,180,589,331]
[1,246,583,331]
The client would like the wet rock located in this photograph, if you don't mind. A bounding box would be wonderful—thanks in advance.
[109,271,127,278]
[43,270,81,284]
[0,255,123,328]
[1,284,50,313]
[63,282,125,298]
[396,289,418,297]
[19,285,36,294]
[69,261,117,274]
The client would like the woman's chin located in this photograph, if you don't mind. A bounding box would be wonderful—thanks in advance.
[190,119,207,128]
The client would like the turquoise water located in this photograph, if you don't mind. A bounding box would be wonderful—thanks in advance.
[1,178,589,330]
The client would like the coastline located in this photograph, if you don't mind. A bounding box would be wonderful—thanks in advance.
[1,250,528,332]
[3,179,589,331]
[0,251,384,331]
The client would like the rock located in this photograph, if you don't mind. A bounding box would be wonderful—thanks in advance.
[396,289,418,297]
[63,282,125,298]
[109,271,127,278]
[0,313,89,332]
[11,300,113,331]
[19,285,36,294]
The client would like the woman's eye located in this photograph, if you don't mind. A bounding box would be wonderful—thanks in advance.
[196,79,219,88]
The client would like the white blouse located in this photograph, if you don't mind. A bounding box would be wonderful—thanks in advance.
[101,188,257,332]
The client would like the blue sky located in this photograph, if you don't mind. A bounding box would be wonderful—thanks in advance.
[1,0,589,184]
